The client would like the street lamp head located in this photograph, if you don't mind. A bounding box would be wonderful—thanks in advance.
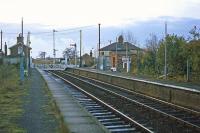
[53,29,58,32]
[70,43,76,47]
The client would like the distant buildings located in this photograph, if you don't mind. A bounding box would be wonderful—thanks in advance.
[99,35,139,72]
[3,34,32,66]
[9,34,31,57]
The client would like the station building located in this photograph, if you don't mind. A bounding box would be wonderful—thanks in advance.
[3,34,32,67]
[99,35,140,72]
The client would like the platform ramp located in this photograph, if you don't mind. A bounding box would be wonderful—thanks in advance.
[34,64,67,70]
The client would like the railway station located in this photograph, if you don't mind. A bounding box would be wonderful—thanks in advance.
[1,0,200,133]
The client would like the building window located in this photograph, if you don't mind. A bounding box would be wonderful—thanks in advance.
[101,52,104,56]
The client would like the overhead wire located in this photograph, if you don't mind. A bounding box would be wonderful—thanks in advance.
[2,25,95,36]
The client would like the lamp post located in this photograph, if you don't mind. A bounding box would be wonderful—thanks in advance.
[80,30,82,67]
[164,21,167,79]
[115,40,118,71]
[20,18,24,82]
[125,42,130,73]
[19,42,24,82]
[53,29,57,64]
[98,23,101,70]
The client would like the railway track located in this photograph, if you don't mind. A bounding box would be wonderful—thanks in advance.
[48,70,200,133]
[47,70,152,133]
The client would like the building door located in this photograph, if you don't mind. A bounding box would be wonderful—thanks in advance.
[112,57,115,67]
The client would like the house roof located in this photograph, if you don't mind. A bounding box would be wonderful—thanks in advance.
[9,44,32,50]
[100,42,139,51]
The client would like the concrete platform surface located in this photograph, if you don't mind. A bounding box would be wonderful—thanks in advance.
[38,69,108,133]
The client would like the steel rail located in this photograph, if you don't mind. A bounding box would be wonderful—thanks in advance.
[56,70,200,132]
[48,70,153,133]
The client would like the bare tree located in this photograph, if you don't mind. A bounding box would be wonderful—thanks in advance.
[119,31,137,44]
[63,47,75,59]
[145,33,159,53]
[124,31,137,44]
[189,26,200,40]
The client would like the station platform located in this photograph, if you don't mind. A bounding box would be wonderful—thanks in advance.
[67,67,200,111]
[37,69,108,133]
[80,68,200,92]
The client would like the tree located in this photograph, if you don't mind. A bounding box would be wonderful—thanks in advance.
[187,40,200,80]
[141,34,159,75]
[63,47,76,64]
[63,47,75,58]
[121,31,137,44]
[157,34,187,77]
[146,34,159,53]
[189,26,200,41]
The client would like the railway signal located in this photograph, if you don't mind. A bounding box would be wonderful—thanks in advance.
[70,43,77,67]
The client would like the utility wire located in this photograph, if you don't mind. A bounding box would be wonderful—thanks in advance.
[3,25,95,35]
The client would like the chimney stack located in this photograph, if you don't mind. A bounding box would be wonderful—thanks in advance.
[17,34,24,45]
[4,42,7,56]
[118,35,124,43]
[90,50,93,57]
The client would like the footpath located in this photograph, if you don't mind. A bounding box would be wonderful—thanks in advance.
[18,69,60,133]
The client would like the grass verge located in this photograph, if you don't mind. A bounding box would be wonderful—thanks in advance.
[0,64,27,133]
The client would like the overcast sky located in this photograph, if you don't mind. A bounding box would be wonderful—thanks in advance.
[0,0,200,58]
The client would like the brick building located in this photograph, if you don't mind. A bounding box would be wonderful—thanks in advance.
[9,34,31,57]
[3,34,31,66]
[99,35,139,72]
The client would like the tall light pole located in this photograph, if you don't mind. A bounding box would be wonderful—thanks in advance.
[53,29,57,64]
[164,21,168,79]
[80,30,82,67]
[98,23,101,70]
[115,40,118,71]
[20,18,24,82]
[126,41,129,73]
[26,32,31,75]
[98,24,101,56]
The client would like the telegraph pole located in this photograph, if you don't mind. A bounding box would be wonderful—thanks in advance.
[80,30,82,67]
[53,29,56,64]
[164,21,167,79]
[22,18,24,41]
[75,43,77,67]
[98,24,101,56]
[98,24,101,70]
[20,18,24,82]
[26,32,31,75]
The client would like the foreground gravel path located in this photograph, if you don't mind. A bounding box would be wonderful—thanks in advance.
[19,69,59,133]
